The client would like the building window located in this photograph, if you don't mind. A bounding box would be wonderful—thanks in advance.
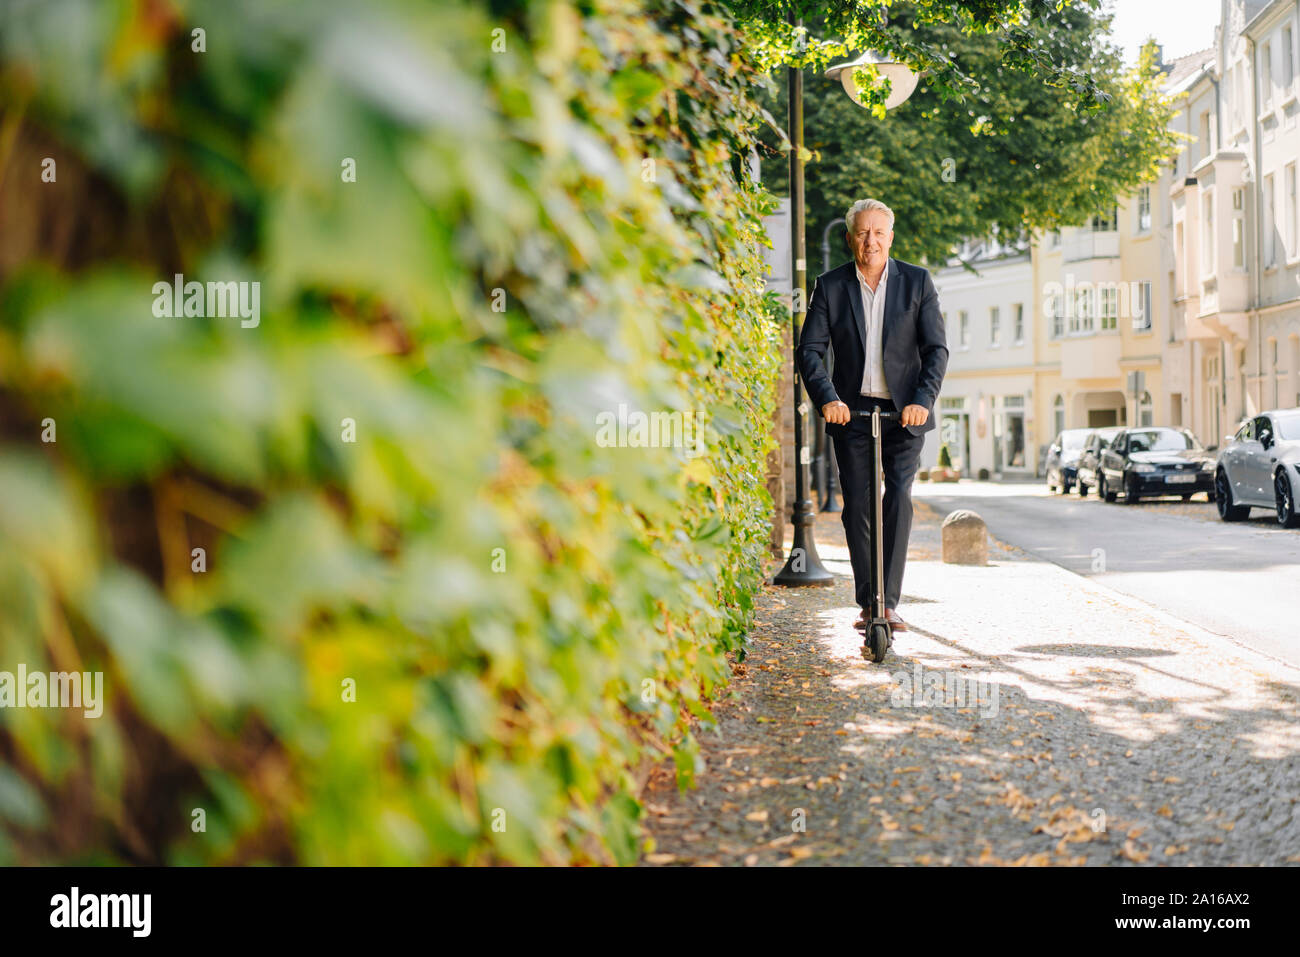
[1134,280,1153,331]
[1138,390,1153,427]
[1288,163,1298,257]
[1100,286,1118,330]
[1198,111,1211,162]
[1233,217,1245,268]
[990,306,1000,346]
[1047,294,1063,339]
[1013,303,1024,344]
[1175,222,1184,289]
[1286,26,1296,87]
[1137,186,1151,232]
[1234,61,1244,124]
[959,310,969,348]
[1263,42,1274,107]
[1073,287,1093,333]
[1202,188,1215,275]
[1053,394,1065,437]
[1265,173,1277,266]
[1090,207,1118,232]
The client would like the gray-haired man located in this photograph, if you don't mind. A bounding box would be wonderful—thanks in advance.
[797,198,949,634]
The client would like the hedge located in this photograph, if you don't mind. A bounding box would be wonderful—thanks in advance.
[0,0,784,863]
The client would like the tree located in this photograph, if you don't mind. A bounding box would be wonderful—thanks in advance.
[754,5,1180,265]
[724,0,1121,109]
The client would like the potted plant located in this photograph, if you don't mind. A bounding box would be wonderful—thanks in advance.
[932,443,959,482]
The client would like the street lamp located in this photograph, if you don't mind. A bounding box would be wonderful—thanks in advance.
[825,50,920,111]
[775,37,916,587]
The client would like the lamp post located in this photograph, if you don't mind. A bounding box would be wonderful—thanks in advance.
[818,216,844,513]
[775,35,916,587]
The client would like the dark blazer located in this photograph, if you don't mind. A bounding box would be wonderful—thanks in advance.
[797,258,949,436]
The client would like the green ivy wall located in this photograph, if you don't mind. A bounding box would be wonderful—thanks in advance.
[0,0,783,864]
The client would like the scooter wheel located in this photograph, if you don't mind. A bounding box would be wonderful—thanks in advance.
[865,622,892,663]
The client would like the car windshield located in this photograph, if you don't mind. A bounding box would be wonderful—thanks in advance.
[1126,429,1198,452]
[1061,431,1089,450]
[1276,414,1300,441]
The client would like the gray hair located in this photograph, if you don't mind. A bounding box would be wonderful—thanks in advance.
[845,198,895,234]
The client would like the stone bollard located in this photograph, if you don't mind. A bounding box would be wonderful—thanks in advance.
[941,509,988,565]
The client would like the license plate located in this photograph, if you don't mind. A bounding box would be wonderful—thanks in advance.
[1166,474,1196,483]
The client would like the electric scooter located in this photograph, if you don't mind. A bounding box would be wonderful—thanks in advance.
[852,406,900,662]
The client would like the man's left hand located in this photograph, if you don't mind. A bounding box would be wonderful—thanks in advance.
[900,404,929,428]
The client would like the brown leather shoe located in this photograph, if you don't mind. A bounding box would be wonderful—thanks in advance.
[885,607,907,632]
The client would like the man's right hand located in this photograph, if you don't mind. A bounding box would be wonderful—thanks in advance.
[822,400,850,425]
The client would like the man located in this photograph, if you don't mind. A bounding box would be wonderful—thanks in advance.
[797,198,948,635]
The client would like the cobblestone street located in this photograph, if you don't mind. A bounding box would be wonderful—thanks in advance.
[640,502,1300,866]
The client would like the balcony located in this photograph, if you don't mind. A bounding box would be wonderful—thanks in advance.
[1062,230,1119,262]
[1060,330,1123,381]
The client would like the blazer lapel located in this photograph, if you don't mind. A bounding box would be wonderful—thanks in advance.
[881,258,902,350]
[845,264,868,358]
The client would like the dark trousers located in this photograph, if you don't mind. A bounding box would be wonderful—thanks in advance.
[830,394,925,613]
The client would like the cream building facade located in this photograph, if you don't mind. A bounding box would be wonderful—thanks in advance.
[1240,0,1300,421]
[931,8,1300,477]
[925,241,1036,477]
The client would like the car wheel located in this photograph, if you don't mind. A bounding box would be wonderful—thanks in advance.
[1124,474,1141,504]
[1100,474,1117,503]
[1215,469,1250,521]
[1180,493,1192,501]
[1275,470,1300,528]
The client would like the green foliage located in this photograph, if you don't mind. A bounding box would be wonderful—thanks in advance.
[759,3,1181,264]
[0,0,781,864]
[724,0,1116,109]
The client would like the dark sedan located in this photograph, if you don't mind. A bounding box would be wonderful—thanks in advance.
[1075,426,1123,497]
[1097,427,1216,504]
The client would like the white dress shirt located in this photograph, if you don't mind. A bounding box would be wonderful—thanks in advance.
[856,261,891,399]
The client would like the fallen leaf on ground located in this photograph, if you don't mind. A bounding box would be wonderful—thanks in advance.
[1118,841,1149,863]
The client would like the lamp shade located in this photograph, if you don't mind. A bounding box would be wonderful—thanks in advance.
[825,51,919,110]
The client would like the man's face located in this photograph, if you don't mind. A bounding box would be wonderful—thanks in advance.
[848,209,893,269]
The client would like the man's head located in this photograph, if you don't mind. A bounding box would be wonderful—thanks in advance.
[845,198,894,271]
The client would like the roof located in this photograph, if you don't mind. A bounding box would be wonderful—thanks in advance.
[1243,0,1288,36]
[1161,46,1215,93]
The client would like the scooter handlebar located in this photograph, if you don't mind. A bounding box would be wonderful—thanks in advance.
[852,409,901,420]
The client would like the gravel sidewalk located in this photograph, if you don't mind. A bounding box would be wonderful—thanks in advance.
[639,499,1300,866]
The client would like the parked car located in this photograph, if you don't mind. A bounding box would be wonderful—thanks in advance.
[1213,408,1300,526]
[1045,428,1093,494]
[1097,427,1216,504]
[1074,426,1123,498]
